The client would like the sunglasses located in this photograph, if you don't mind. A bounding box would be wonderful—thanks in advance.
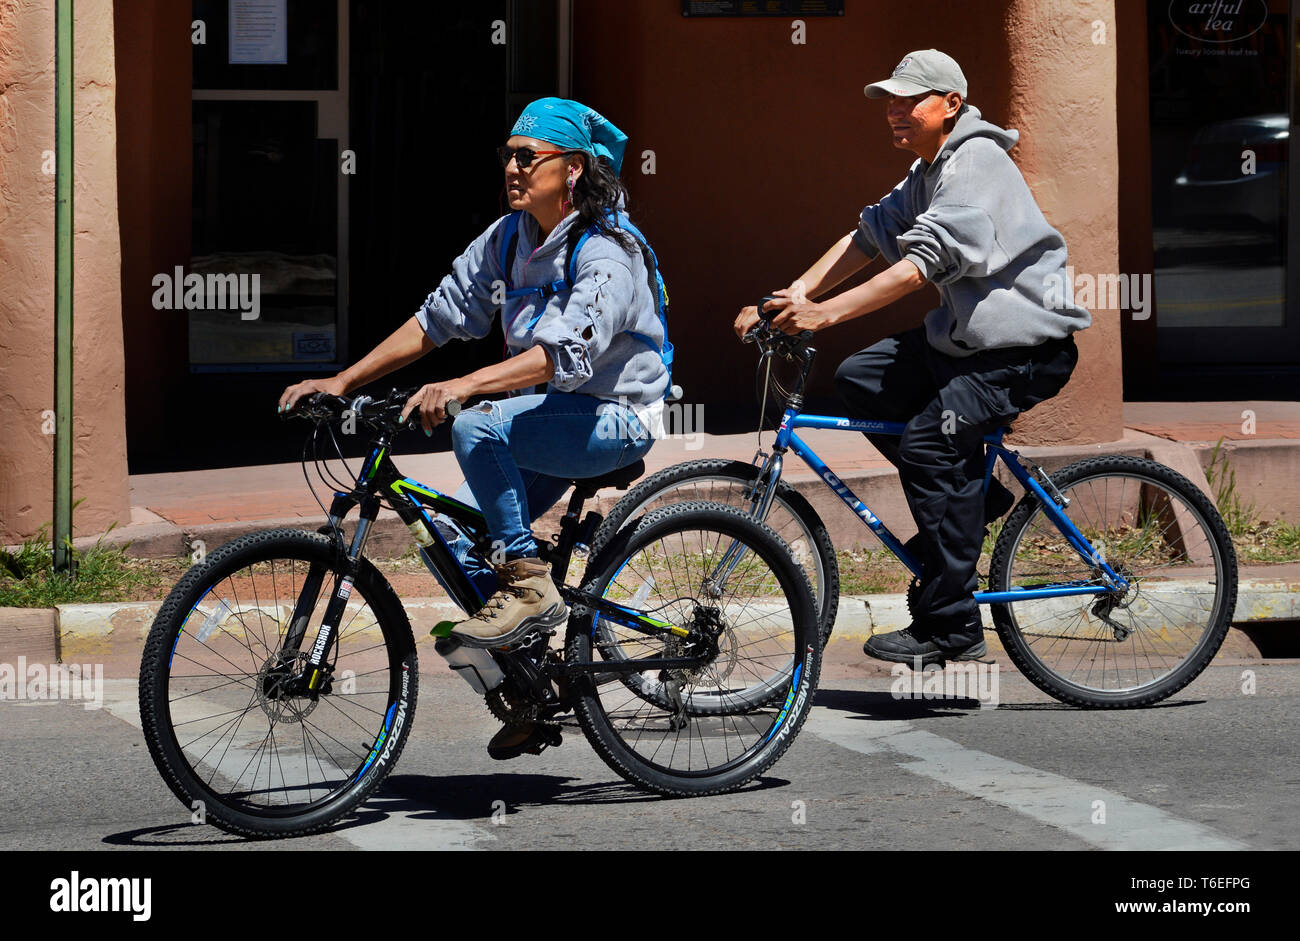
[497,145,576,169]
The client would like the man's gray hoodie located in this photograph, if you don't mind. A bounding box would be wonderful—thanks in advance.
[852,106,1091,357]
[414,208,668,413]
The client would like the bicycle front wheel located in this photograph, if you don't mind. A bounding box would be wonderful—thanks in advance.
[139,529,418,838]
[567,502,821,796]
[988,456,1238,707]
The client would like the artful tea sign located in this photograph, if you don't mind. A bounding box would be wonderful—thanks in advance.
[1168,0,1270,43]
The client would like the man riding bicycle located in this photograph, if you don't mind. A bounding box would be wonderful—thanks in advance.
[734,49,1091,666]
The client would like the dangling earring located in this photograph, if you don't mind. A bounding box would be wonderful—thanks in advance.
[563,173,576,214]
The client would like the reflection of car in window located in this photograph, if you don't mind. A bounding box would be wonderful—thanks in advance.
[1172,113,1288,229]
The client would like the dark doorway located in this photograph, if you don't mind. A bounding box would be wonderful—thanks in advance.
[134,0,563,472]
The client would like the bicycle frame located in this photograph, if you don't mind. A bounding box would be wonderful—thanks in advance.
[283,424,714,690]
[767,409,1131,603]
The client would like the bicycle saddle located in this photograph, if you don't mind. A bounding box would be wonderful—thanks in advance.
[570,460,645,494]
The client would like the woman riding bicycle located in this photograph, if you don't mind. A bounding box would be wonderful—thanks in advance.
[734,50,1091,667]
[280,97,668,754]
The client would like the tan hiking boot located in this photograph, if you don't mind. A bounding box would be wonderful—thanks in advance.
[450,556,568,648]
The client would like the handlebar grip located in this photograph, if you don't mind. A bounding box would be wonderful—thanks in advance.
[759,296,780,322]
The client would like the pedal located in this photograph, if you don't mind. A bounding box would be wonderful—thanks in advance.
[524,723,563,755]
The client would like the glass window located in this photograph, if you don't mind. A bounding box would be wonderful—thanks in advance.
[190,100,338,366]
[193,0,338,90]
[1148,0,1290,336]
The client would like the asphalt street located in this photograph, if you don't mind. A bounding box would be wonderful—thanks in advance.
[1,649,1295,852]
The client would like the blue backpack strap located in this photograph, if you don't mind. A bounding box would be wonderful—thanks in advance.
[500,213,566,301]
[499,211,568,332]
[564,211,674,395]
[498,211,522,291]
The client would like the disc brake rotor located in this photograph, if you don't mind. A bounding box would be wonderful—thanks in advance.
[255,651,318,723]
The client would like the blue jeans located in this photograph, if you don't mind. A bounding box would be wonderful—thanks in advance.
[439,392,654,606]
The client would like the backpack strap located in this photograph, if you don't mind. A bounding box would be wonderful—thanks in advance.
[498,211,521,290]
[563,211,674,392]
[499,210,567,303]
[504,209,675,396]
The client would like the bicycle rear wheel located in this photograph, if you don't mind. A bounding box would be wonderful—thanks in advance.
[988,456,1237,707]
[567,502,820,796]
[139,529,418,838]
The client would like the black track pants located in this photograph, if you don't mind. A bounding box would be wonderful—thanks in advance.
[833,327,1079,648]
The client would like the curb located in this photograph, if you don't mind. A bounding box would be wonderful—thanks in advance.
[6,578,1293,662]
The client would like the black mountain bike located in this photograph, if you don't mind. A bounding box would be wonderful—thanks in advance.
[138,389,819,838]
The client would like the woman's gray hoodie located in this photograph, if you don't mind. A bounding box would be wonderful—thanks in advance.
[853,106,1091,357]
[414,209,669,411]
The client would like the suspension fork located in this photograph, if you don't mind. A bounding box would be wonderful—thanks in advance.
[280,490,381,693]
[279,490,354,656]
[747,451,784,521]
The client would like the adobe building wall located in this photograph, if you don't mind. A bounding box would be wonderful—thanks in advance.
[0,0,129,542]
[573,0,1124,445]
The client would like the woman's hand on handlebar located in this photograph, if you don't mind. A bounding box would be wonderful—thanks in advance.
[279,376,348,415]
[400,379,474,435]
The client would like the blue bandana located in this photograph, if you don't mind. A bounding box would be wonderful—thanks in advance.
[510,97,628,174]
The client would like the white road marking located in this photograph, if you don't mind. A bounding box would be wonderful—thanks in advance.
[807,709,1247,850]
[103,679,494,850]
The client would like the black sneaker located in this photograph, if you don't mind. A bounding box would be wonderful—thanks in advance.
[863,626,988,668]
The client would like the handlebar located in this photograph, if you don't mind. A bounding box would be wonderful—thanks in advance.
[744,297,815,362]
[281,387,461,435]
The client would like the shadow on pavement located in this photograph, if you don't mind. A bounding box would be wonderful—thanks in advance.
[813,687,1204,716]
[103,824,248,847]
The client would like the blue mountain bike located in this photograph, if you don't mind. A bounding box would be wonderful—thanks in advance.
[596,304,1239,708]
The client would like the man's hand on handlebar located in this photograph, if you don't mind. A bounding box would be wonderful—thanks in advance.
[279,376,348,415]
[733,291,795,339]
[399,379,474,435]
[770,300,838,336]
[733,305,762,340]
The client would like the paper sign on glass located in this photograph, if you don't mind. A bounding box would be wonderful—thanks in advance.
[229,0,288,65]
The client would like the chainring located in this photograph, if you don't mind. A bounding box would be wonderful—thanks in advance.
[485,682,539,724]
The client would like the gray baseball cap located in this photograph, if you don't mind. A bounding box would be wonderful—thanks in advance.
[864,49,968,99]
